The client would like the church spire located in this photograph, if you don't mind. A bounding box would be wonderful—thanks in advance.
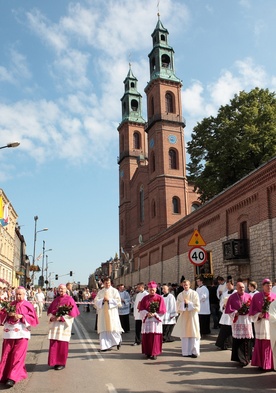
[120,64,145,124]
[148,16,181,83]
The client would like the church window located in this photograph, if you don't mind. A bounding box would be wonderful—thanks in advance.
[131,99,138,111]
[172,196,180,214]
[161,54,170,68]
[130,82,135,88]
[169,148,178,169]
[165,92,174,113]
[191,203,200,212]
[133,132,141,149]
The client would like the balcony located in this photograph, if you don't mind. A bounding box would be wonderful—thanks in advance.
[222,239,249,265]
[145,113,186,132]
[117,149,148,164]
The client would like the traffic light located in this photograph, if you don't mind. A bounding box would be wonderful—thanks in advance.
[55,274,58,280]
[70,271,73,276]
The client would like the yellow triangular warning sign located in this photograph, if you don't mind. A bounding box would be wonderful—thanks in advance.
[188,229,206,246]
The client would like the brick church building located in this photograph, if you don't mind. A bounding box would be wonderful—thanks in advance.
[114,17,276,288]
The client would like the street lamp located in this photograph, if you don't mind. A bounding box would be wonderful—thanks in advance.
[32,216,48,283]
[0,141,20,150]
[45,256,53,286]
[41,241,52,287]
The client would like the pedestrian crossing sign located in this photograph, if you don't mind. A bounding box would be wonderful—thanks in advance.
[188,229,206,246]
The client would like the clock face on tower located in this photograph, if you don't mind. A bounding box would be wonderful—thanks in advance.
[168,134,177,144]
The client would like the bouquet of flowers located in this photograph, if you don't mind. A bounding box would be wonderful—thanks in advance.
[55,304,73,317]
[262,294,272,315]
[233,298,251,323]
[0,301,16,313]
[149,301,159,314]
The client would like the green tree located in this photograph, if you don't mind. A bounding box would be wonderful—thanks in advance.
[187,87,276,202]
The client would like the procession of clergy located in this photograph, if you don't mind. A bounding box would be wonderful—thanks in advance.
[1,277,276,389]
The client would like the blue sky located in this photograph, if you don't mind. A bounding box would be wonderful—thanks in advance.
[0,0,275,286]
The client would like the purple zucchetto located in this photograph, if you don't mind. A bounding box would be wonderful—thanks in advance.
[147,281,157,289]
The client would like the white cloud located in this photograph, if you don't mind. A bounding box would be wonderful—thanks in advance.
[0,66,14,83]
[50,49,92,91]
[10,49,31,80]
[182,81,205,117]
[208,70,242,107]
[235,58,267,86]
[26,8,68,53]
[239,0,251,8]
[0,48,31,85]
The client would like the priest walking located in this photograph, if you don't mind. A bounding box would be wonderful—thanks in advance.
[47,284,80,370]
[94,277,123,352]
[0,286,38,388]
[139,281,166,360]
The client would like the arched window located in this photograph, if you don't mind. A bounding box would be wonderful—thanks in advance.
[133,132,140,149]
[151,200,156,218]
[161,54,170,68]
[191,203,200,213]
[131,99,138,111]
[165,92,174,113]
[139,186,144,223]
[169,148,178,169]
[172,196,180,214]
[150,151,155,173]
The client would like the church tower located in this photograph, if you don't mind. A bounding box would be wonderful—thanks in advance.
[118,17,192,257]
[118,66,146,251]
[145,16,189,235]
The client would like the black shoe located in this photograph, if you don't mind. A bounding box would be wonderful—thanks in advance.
[98,348,111,352]
[132,342,140,346]
[150,356,157,360]
[54,365,65,370]
[117,343,121,350]
[191,354,198,358]
[5,379,15,388]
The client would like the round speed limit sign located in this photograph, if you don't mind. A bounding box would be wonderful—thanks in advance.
[188,246,207,266]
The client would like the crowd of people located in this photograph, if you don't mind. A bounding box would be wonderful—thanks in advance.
[1,275,276,388]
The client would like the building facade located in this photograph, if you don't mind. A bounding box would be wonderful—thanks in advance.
[113,18,276,288]
[0,189,19,287]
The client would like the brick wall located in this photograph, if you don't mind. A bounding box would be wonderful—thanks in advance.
[114,157,276,289]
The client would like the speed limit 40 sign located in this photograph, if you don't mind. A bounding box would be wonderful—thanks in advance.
[188,246,207,266]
